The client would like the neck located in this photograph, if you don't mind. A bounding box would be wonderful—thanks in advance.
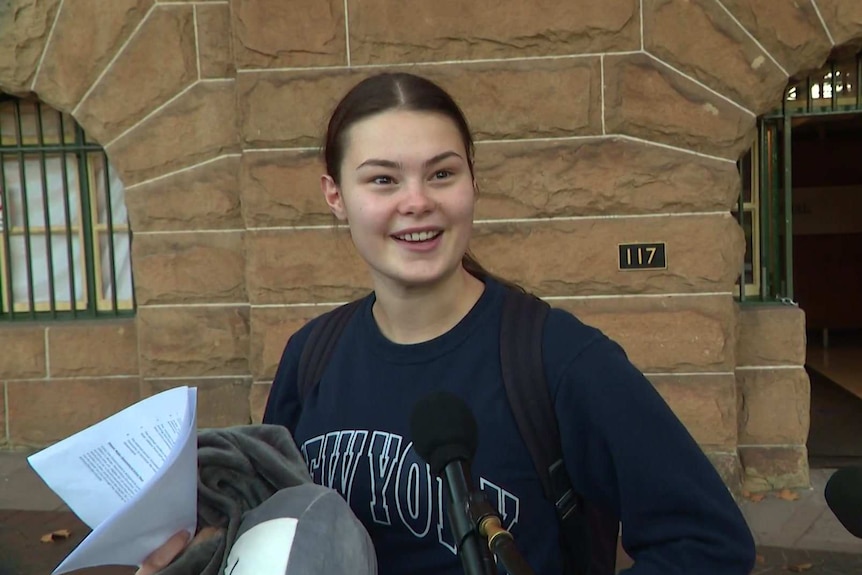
[371,267,486,344]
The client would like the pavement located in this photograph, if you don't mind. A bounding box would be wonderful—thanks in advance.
[1,449,861,574]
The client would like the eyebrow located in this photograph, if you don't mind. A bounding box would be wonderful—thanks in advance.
[355,150,464,171]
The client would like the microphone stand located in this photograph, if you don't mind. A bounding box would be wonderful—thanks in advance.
[468,492,536,575]
[443,464,497,575]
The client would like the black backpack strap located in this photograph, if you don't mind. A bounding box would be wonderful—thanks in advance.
[297,297,367,403]
[499,289,603,575]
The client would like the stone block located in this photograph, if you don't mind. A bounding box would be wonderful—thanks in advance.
[556,295,736,373]
[137,305,250,377]
[604,53,756,160]
[231,0,346,68]
[737,367,810,445]
[240,151,332,228]
[125,155,243,232]
[474,138,741,219]
[644,0,788,114]
[349,0,639,64]
[649,374,738,449]
[0,0,61,94]
[0,326,46,379]
[705,451,744,495]
[471,214,744,297]
[736,304,806,366]
[421,60,603,142]
[7,378,140,446]
[238,60,602,148]
[143,377,251,428]
[0,383,6,444]
[739,445,809,492]
[250,381,271,424]
[197,3,234,79]
[249,305,337,381]
[132,231,246,305]
[33,0,153,112]
[719,0,832,75]
[47,320,138,377]
[107,81,239,186]
[814,0,862,47]
[74,5,198,144]
[246,229,370,305]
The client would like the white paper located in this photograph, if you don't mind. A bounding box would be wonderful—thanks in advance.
[28,386,199,574]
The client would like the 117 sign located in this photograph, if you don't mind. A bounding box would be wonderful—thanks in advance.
[618,243,667,270]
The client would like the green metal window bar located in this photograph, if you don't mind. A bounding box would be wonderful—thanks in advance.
[736,49,862,303]
[0,94,135,321]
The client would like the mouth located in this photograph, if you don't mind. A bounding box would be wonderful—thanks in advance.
[392,230,443,243]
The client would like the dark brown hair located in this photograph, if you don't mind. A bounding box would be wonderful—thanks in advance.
[322,72,523,291]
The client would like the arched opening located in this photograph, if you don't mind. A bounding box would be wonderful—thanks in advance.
[735,46,862,470]
[0,94,134,321]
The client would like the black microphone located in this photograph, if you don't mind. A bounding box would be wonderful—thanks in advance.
[825,467,862,538]
[410,391,496,575]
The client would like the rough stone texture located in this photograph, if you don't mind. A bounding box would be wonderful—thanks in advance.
[238,60,602,148]
[0,385,5,444]
[737,367,810,445]
[240,151,332,228]
[739,445,810,492]
[474,138,741,219]
[246,229,370,305]
[706,451,745,495]
[604,53,756,160]
[231,0,346,69]
[107,81,239,186]
[143,378,251,428]
[125,156,243,232]
[420,60,603,141]
[0,0,61,94]
[197,3,234,79]
[649,374,738,449]
[0,326,46,379]
[249,305,337,380]
[47,320,138,377]
[6,378,140,445]
[737,305,806,366]
[719,0,832,76]
[556,295,736,373]
[237,69,363,148]
[74,5,197,144]
[137,305,250,377]
[33,0,153,112]
[815,0,862,47]
[644,0,788,114]
[132,231,246,305]
[250,381,271,424]
[349,0,639,64]
[472,214,744,297]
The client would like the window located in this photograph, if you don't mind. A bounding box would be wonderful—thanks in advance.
[734,140,760,298]
[0,95,134,320]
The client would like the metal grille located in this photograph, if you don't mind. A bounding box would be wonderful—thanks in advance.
[0,95,134,320]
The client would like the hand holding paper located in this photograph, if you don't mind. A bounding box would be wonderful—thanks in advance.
[27,386,199,574]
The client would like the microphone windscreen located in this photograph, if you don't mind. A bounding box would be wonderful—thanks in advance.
[824,467,862,539]
[410,391,478,476]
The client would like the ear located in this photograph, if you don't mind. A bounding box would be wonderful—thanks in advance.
[321,175,348,221]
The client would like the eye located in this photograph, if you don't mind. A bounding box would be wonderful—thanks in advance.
[432,169,452,180]
[371,175,395,185]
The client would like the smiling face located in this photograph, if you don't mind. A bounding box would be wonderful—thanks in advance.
[322,109,477,293]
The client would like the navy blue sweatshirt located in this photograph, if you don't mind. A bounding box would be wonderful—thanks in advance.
[263,278,756,574]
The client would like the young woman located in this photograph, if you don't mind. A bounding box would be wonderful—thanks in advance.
[140,72,755,575]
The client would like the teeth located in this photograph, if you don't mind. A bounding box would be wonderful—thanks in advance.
[397,231,440,242]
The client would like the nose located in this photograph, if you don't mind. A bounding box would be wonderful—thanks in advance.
[397,179,435,216]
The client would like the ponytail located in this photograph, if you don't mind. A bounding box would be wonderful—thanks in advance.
[462,251,526,293]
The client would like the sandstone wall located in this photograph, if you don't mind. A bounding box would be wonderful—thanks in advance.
[1,0,861,491]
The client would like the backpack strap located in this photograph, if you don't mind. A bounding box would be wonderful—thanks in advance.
[297,297,368,403]
[499,289,595,575]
